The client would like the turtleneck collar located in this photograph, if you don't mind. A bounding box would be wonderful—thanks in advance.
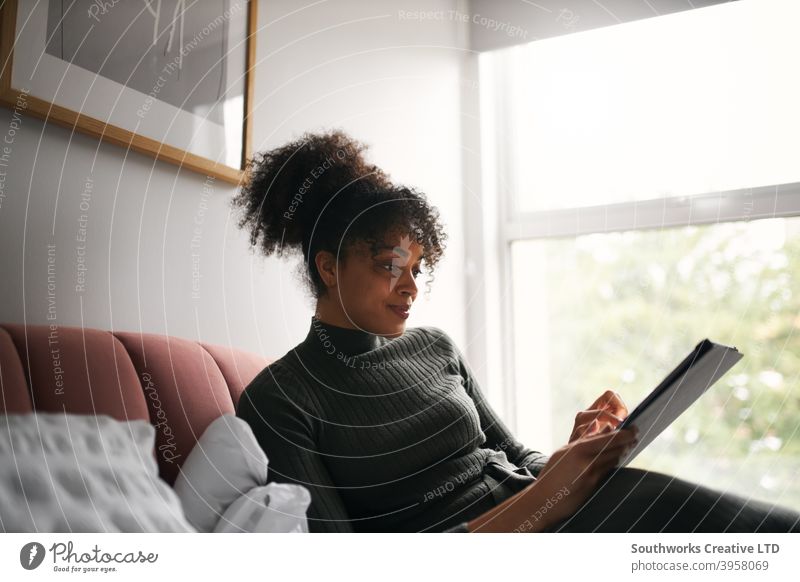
[303,315,387,358]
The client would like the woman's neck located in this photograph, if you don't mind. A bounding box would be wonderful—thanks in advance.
[306,315,384,357]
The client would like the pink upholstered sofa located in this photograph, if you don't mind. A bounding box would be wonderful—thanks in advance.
[0,323,270,486]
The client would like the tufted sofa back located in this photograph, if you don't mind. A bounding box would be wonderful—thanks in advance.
[0,323,271,485]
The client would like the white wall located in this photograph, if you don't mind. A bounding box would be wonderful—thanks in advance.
[0,0,472,359]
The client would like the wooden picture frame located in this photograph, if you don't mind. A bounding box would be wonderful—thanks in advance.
[0,0,257,185]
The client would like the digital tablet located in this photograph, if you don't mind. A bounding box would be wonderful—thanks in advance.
[616,339,743,467]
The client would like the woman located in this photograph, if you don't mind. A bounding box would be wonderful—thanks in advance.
[232,129,800,533]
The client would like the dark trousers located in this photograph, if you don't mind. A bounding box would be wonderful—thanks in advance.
[547,467,800,533]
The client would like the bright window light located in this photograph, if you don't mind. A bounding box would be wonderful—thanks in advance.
[494,0,800,213]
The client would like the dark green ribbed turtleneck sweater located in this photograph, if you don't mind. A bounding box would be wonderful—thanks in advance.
[235,316,550,532]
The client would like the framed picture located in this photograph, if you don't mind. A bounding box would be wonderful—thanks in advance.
[0,0,256,184]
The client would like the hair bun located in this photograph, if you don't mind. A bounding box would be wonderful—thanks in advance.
[232,129,393,258]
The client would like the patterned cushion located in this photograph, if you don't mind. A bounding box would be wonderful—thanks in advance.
[0,412,195,532]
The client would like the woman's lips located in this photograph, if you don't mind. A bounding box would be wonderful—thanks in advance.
[388,305,409,320]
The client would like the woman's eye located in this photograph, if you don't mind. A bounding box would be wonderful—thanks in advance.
[380,264,422,277]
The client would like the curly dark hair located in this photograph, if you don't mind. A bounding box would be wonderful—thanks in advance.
[231,129,448,299]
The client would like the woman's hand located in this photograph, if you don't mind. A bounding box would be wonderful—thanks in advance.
[568,389,629,443]
[531,427,639,529]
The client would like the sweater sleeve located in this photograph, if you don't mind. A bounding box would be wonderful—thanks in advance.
[235,365,354,533]
[444,331,551,479]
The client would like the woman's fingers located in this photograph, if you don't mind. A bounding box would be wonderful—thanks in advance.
[575,409,624,430]
[571,409,626,442]
[578,427,638,454]
[588,390,628,419]
[574,418,600,439]
[585,425,637,443]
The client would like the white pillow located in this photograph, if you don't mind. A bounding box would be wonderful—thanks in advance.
[213,483,310,533]
[173,414,310,533]
[0,412,195,532]
[173,414,269,531]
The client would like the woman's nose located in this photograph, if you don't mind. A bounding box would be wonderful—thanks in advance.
[396,270,417,297]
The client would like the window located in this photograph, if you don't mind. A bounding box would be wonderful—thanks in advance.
[480,0,800,509]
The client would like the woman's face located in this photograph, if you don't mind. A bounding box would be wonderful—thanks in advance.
[314,231,424,337]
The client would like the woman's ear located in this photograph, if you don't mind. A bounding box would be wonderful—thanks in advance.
[314,250,338,289]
